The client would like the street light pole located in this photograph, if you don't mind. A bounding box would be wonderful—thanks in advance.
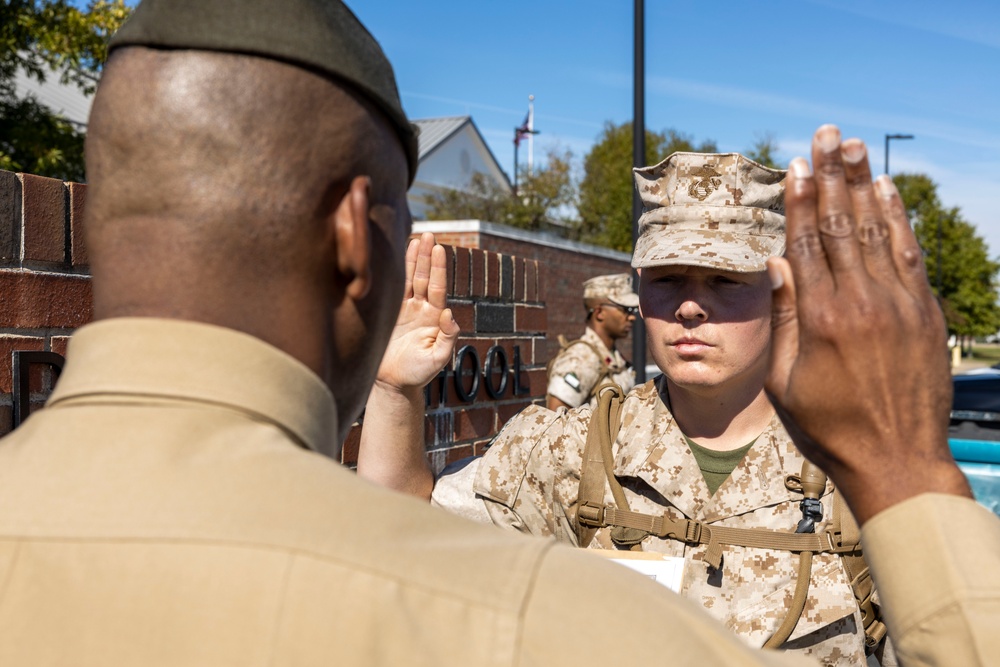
[632,0,646,383]
[884,133,914,175]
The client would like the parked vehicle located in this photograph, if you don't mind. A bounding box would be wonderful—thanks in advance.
[950,372,1000,515]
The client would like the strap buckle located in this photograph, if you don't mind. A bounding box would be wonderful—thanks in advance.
[683,519,703,543]
[577,502,606,528]
[659,516,704,544]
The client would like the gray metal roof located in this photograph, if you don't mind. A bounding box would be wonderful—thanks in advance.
[14,66,93,128]
[413,116,470,159]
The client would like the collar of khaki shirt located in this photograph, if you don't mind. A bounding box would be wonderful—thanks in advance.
[47,317,337,453]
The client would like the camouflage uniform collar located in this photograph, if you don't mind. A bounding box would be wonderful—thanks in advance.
[581,327,623,370]
[614,377,809,522]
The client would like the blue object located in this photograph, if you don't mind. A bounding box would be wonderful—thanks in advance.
[950,438,1000,516]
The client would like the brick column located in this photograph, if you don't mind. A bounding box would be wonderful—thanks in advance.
[0,170,92,435]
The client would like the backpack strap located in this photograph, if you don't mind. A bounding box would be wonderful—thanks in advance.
[574,380,626,547]
[573,392,887,651]
[833,492,889,653]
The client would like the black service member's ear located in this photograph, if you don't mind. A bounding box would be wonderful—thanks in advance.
[333,175,372,300]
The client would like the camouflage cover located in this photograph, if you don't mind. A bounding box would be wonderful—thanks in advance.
[433,377,875,666]
[582,273,640,308]
[632,152,786,272]
[546,328,635,409]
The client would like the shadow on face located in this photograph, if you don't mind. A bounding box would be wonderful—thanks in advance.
[638,265,772,325]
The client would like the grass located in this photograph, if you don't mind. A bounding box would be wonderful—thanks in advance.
[969,344,1000,363]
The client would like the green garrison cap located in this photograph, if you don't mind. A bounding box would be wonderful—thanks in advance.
[109,0,419,184]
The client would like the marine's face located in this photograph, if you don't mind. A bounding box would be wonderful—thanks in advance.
[639,264,771,393]
[598,302,636,341]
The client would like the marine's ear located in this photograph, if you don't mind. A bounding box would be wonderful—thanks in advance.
[332,175,372,300]
[636,268,645,319]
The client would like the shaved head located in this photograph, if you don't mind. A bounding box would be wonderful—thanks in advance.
[87,46,401,279]
[85,46,412,438]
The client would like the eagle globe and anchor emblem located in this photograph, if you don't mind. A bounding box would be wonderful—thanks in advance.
[686,165,722,201]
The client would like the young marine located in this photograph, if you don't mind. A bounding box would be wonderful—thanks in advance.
[371,153,890,666]
[546,273,638,410]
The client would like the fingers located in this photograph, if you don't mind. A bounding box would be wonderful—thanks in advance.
[410,232,435,301]
[875,175,933,298]
[811,125,866,283]
[783,157,830,299]
[427,244,449,310]
[765,257,798,402]
[840,139,893,274]
[403,237,419,300]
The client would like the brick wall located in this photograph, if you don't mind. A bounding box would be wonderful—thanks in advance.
[413,220,636,363]
[0,171,549,472]
[0,171,92,436]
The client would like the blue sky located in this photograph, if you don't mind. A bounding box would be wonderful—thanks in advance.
[353,0,1000,255]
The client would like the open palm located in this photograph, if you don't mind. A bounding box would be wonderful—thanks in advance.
[376,233,460,391]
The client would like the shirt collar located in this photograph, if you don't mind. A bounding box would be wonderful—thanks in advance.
[582,326,615,361]
[48,318,337,453]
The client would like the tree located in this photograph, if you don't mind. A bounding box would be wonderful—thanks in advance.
[745,132,780,169]
[1,0,131,181]
[425,148,576,232]
[893,172,1000,340]
[576,121,717,252]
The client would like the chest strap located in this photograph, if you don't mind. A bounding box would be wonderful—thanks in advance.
[573,382,887,653]
[577,503,860,570]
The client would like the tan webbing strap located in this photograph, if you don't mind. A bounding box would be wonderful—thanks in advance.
[833,493,888,652]
[586,507,854,567]
[574,382,625,547]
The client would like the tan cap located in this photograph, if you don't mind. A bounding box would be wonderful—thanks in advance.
[583,273,639,308]
[631,152,786,272]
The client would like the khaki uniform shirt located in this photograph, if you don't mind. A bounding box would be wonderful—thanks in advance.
[1,319,997,666]
[547,327,635,408]
[434,378,865,666]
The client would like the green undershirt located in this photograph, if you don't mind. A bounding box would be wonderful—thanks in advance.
[684,436,757,496]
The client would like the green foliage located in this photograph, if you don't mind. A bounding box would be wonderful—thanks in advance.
[0,0,130,180]
[893,172,1000,338]
[425,149,576,231]
[745,132,780,169]
[576,121,717,252]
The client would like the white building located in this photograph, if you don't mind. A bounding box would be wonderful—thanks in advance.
[409,116,511,220]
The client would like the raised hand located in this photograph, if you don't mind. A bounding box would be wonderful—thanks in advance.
[357,232,459,499]
[765,125,972,525]
[375,232,461,393]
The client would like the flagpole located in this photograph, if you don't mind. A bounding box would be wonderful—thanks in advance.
[527,95,535,175]
[513,134,519,195]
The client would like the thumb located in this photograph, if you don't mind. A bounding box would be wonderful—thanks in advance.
[766,257,798,403]
[434,308,461,357]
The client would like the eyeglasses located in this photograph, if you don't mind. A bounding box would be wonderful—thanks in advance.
[600,302,638,317]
